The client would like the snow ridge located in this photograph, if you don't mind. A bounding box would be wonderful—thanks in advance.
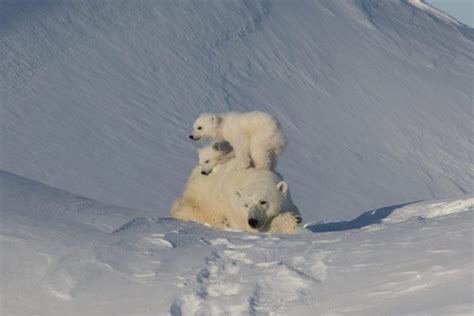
[408,0,462,27]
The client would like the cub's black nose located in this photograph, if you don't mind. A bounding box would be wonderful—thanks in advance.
[189,135,194,140]
[248,218,259,228]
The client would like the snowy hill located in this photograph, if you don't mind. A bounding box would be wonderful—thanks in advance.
[1,171,473,314]
[1,0,473,221]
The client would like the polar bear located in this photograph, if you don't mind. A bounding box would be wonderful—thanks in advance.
[189,111,286,170]
[170,161,301,233]
[170,157,231,228]
[198,141,235,175]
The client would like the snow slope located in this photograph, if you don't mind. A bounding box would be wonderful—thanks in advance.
[1,0,473,221]
[1,171,473,315]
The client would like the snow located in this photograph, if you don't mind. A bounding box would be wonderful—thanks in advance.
[382,196,474,223]
[1,0,473,314]
[1,171,473,314]
[1,0,473,222]
[408,0,462,27]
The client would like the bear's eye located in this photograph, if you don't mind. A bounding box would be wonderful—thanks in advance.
[205,160,209,164]
[244,204,249,208]
[197,126,202,130]
[260,201,267,205]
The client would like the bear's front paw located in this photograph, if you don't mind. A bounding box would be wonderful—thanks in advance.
[268,212,302,234]
[291,212,303,224]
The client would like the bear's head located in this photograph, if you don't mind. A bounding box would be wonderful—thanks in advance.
[198,141,234,175]
[189,113,222,141]
[235,180,289,230]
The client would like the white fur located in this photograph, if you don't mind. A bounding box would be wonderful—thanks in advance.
[222,168,301,232]
[198,141,235,175]
[170,164,228,228]
[190,111,286,170]
[170,160,301,233]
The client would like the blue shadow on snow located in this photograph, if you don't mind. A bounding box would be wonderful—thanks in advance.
[305,201,419,233]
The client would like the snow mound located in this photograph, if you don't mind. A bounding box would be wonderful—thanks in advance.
[305,196,473,232]
[383,196,474,224]
[0,170,137,233]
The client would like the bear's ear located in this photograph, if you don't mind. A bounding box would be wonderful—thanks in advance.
[213,141,231,152]
[210,115,221,124]
[235,189,242,198]
[276,181,288,195]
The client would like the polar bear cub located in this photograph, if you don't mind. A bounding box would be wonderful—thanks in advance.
[189,111,286,170]
[198,141,235,175]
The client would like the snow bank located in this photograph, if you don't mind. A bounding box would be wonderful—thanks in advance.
[383,196,474,223]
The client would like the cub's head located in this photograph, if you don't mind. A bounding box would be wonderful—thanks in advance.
[189,113,221,141]
[198,141,233,175]
[235,181,288,230]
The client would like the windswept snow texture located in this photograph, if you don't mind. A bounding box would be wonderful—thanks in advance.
[1,0,473,221]
[1,171,473,315]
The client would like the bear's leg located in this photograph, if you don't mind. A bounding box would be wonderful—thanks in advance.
[232,137,252,170]
[170,198,213,226]
[251,143,273,170]
[267,212,302,234]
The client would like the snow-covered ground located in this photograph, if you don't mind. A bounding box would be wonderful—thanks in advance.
[1,171,473,315]
[1,0,473,314]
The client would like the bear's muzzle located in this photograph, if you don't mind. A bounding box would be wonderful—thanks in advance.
[248,206,266,229]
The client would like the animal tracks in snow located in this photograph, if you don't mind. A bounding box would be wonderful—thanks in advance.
[43,257,114,301]
[171,236,328,315]
[91,226,177,285]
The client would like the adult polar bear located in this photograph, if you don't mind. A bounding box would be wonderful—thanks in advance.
[189,111,286,170]
[170,148,301,233]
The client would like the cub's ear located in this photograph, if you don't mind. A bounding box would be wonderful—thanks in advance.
[213,141,231,152]
[276,181,288,195]
[210,115,221,124]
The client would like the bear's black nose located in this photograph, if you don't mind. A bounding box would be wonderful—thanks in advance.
[248,218,259,228]
[201,171,207,175]
[189,135,194,140]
